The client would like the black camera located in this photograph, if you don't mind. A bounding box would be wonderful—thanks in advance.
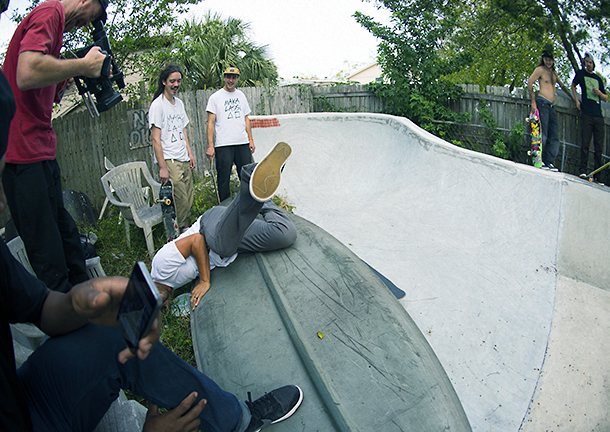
[73,19,125,116]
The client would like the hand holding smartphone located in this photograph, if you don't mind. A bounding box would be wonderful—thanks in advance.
[117,262,163,354]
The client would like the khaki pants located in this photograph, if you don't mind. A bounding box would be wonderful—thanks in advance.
[165,159,193,229]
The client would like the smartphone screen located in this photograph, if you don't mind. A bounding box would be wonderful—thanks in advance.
[117,262,162,353]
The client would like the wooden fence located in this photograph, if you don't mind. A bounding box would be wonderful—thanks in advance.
[53,84,610,211]
[54,85,312,211]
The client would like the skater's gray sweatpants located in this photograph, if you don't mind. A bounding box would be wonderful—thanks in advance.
[200,163,296,257]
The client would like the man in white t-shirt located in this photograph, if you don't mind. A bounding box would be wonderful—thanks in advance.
[206,67,254,202]
[149,63,195,231]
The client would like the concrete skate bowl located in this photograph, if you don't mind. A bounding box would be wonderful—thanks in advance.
[242,113,610,432]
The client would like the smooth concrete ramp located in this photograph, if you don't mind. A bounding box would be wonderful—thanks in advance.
[192,214,471,431]
[240,113,610,432]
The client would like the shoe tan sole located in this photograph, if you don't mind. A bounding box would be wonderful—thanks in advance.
[250,142,292,202]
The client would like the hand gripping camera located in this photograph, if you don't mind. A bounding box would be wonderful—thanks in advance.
[73,19,125,117]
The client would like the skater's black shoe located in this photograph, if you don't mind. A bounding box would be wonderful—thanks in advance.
[243,385,303,432]
[250,142,291,202]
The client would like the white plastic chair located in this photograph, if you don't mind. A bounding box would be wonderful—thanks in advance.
[98,157,116,221]
[100,162,162,257]
[6,236,34,274]
[99,157,151,221]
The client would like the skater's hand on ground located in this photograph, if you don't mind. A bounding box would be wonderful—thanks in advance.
[143,392,206,432]
[190,281,211,310]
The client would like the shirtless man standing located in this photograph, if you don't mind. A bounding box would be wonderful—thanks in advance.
[527,50,576,171]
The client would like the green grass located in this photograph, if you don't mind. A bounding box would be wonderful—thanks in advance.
[84,170,294,376]
[84,172,227,369]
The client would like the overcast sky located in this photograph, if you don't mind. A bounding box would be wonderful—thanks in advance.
[0,0,391,80]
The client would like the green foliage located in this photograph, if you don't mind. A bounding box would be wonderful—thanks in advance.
[11,0,202,65]
[160,294,195,366]
[491,0,610,73]
[102,0,200,60]
[355,0,469,126]
[137,13,278,98]
[314,95,350,113]
[440,0,563,89]
[86,207,160,276]
[84,168,225,376]
[190,171,222,217]
[492,139,509,159]
[10,1,278,101]
[507,121,526,160]
[478,99,525,161]
[357,0,608,97]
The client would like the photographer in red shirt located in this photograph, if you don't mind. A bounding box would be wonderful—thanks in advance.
[2,0,108,292]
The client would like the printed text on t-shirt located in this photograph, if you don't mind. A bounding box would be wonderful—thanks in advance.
[224,98,242,119]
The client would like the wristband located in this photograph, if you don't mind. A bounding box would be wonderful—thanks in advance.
[249,137,254,141]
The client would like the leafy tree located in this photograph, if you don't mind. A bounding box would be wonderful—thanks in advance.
[10,0,201,65]
[493,0,610,73]
[138,13,278,94]
[354,0,470,127]
[440,0,563,90]
[10,2,278,100]
[358,0,607,96]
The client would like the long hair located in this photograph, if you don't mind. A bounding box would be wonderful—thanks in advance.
[538,54,555,71]
[153,63,183,100]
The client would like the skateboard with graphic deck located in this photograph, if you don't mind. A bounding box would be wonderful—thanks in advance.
[155,180,180,241]
[526,110,542,168]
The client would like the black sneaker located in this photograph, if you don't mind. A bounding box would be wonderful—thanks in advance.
[547,163,559,172]
[244,385,303,432]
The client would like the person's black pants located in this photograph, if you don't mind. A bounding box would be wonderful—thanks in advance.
[3,160,87,292]
[579,114,605,176]
[215,144,253,202]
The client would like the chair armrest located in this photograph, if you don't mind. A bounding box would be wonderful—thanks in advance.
[104,194,132,209]
[140,166,161,200]
[149,180,161,201]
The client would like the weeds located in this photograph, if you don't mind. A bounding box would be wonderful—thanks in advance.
[87,169,294,379]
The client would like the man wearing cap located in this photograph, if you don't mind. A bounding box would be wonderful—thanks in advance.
[1,0,108,293]
[206,67,255,202]
[527,50,576,171]
[571,53,608,180]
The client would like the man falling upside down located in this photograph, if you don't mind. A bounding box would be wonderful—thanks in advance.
[151,142,296,310]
